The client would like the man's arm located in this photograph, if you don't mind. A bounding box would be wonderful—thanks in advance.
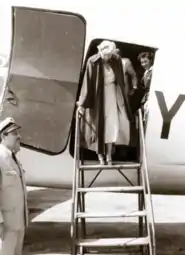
[125,58,138,89]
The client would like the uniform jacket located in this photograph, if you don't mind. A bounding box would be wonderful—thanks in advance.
[121,58,137,91]
[0,144,28,230]
[141,66,153,104]
[78,53,138,153]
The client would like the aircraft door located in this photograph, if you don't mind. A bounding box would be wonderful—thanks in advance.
[0,7,86,155]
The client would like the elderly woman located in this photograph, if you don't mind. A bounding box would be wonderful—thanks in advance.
[77,40,134,165]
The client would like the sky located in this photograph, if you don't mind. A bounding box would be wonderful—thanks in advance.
[0,0,185,58]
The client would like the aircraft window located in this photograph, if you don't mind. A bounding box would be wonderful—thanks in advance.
[69,39,157,161]
[0,7,85,154]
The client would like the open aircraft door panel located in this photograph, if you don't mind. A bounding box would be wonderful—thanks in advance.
[0,7,86,155]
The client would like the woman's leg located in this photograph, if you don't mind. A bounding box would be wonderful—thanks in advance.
[106,143,113,165]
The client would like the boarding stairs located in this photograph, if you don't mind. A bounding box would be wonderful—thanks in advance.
[71,108,156,255]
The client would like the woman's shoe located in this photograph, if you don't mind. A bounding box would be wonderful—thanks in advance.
[106,159,112,165]
[99,159,105,165]
[106,155,112,165]
[98,154,105,165]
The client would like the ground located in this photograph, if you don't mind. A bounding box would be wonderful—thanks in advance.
[13,187,185,255]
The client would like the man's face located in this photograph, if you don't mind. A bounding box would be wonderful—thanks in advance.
[4,129,21,153]
[140,57,151,70]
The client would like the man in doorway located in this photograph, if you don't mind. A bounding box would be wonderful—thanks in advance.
[138,51,155,129]
[0,117,28,255]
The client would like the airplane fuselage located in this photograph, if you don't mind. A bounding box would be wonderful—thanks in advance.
[1,1,185,195]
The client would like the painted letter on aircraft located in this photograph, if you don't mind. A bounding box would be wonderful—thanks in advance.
[155,91,185,139]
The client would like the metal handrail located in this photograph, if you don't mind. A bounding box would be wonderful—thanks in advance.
[138,109,156,255]
[71,107,156,255]
[71,108,81,241]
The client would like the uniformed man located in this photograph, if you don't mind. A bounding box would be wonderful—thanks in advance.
[0,117,28,255]
[137,51,155,129]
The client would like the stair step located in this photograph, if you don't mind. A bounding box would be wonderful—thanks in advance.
[79,162,140,171]
[77,237,149,247]
[78,186,143,193]
[76,210,146,218]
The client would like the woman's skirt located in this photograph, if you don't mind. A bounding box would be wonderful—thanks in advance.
[104,83,130,145]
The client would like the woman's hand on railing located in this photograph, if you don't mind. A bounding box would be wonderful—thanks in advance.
[76,101,85,117]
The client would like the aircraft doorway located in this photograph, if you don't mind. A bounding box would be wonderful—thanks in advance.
[70,39,157,162]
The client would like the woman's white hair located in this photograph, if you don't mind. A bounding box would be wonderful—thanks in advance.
[97,40,116,53]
